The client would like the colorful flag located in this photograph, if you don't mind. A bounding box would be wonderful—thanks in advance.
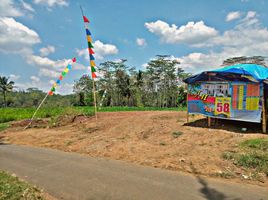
[82,15,97,79]
[48,58,76,96]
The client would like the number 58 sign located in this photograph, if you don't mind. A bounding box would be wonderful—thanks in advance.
[215,97,231,117]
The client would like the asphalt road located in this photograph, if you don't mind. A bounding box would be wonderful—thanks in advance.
[0,144,267,200]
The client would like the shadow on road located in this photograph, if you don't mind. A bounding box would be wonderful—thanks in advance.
[184,117,262,133]
[190,165,241,200]
[196,176,240,200]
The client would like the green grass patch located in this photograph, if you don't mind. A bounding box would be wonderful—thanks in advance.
[235,152,268,173]
[240,138,268,151]
[223,138,268,176]
[0,171,44,200]
[0,107,94,123]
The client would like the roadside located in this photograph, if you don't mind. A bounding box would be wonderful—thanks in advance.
[0,170,55,200]
[1,144,268,200]
[2,111,268,186]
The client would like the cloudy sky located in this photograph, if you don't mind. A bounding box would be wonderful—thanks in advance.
[1,0,268,94]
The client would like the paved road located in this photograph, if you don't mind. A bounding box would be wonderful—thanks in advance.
[0,145,267,200]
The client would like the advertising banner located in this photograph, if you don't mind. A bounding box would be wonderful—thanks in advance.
[187,82,263,123]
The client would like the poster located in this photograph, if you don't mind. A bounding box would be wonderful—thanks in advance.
[187,82,263,123]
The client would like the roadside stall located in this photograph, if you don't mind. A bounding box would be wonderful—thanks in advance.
[183,63,268,133]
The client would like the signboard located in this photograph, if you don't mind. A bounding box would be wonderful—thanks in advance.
[187,82,263,123]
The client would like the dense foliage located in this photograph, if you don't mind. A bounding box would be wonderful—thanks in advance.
[75,56,190,108]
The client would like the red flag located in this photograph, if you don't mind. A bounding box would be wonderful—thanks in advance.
[72,57,76,62]
[48,91,53,96]
[88,48,94,55]
[59,75,63,80]
[92,72,97,78]
[83,16,90,23]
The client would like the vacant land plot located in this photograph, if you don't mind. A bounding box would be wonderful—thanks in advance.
[1,111,267,187]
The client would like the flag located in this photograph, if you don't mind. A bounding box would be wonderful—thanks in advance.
[48,58,76,96]
[83,16,90,23]
[82,15,97,79]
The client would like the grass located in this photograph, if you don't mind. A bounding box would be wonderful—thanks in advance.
[240,138,268,151]
[0,171,44,200]
[0,106,185,124]
[223,138,268,176]
[172,131,183,138]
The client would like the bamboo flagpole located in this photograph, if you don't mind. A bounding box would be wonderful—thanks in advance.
[24,58,76,130]
[80,6,98,121]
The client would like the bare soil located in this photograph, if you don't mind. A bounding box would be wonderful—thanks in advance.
[2,111,268,186]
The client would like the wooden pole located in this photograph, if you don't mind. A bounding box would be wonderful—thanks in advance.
[262,86,266,133]
[24,93,49,130]
[80,6,97,121]
[92,79,97,121]
[186,84,189,123]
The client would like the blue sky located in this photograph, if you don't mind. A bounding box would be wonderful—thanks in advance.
[1,0,268,94]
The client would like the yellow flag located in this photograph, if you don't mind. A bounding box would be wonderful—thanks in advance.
[87,36,92,43]
[90,60,96,66]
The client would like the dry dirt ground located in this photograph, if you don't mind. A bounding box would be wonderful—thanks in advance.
[1,111,268,187]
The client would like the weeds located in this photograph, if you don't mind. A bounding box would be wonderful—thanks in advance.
[172,131,183,138]
[222,138,268,177]
[240,138,268,151]
[0,171,44,200]
[222,152,235,160]
[215,171,235,179]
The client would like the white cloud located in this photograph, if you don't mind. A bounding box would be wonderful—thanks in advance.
[246,11,256,19]
[26,54,86,78]
[9,74,20,81]
[94,40,119,60]
[20,0,35,12]
[136,38,147,47]
[77,40,119,61]
[226,11,241,22]
[173,11,268,73]
[39,45,55,56]
[30,75,40,82]
[145,20,218,45]
[0,17,40,53]
[38,68,59,78]
[33,0,68,7]
[0,0,23,17]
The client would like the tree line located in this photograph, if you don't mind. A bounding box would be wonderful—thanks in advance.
[1,55,190,108]
[2,55,266,108]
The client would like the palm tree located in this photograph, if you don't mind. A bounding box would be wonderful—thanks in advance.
[0,76,14,107]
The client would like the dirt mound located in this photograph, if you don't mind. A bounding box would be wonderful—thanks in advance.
[2,111,268,186]
[11,119,50,128]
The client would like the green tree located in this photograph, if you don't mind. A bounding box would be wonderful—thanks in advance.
[98,59,132,106]
[146,55,180,107]
[73,75,93,106]
[0,76,14,107]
